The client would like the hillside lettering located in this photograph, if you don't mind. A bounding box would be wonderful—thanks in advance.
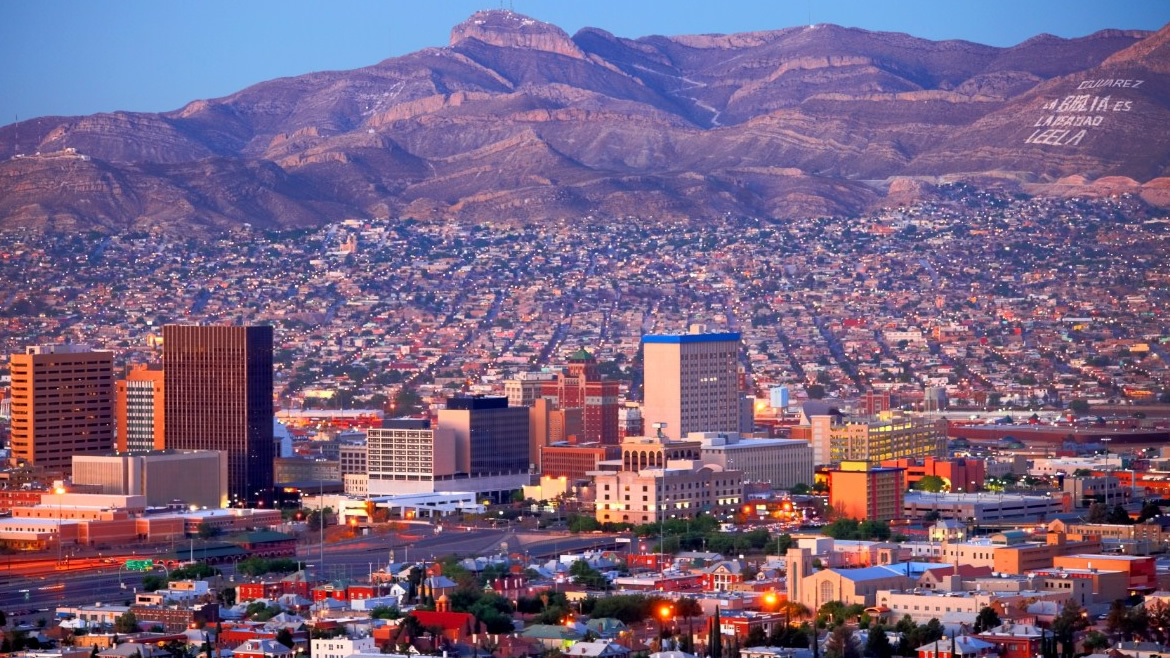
[1077,78,1144,89]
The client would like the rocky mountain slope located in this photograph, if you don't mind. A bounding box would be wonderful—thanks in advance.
[1,11,1167,233]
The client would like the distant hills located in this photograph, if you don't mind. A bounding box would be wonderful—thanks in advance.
[1,11,1168,233]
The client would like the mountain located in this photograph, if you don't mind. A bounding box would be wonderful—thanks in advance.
[1,10,1168,233]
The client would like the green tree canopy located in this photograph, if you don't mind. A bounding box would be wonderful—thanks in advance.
[914,475,947,493]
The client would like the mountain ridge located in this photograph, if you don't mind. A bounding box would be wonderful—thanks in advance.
[1,11,1167,233]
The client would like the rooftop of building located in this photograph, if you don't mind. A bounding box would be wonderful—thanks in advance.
[642,332,740,344]
[904,492,1060,504]
[1058,553,1151,561]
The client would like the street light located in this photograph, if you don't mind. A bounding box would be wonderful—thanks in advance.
[1101,437,1113,507]
[658,604,674,642]
[54,487,65,565]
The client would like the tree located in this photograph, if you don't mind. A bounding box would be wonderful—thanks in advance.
[922,510,941,523]
[568,515,601,533]
[1107,504,1132,525]
[114,611,139,634]
[1068,399,1090,414]
[807,384,827,400]
[196,522,221,539]
[914,476,947,493]
[746,626,767,647]
[0,610,7,627]
[568,559,608,590]
[306,508,328,531]
[1051,600,1090,658]
[142,575,167,592]
[1138,502,1163,523]
[370,605,403,620]
[275,629,295,651]
[818,602,847,626]
[675,598,702,639]
[974,607,1000,634]
[865,625,893,658]
[826,625,861,658]
[1087,502,1108,523]
[791,483,812,496]
[1083,631,1110,653]
[1105,599,1129,638]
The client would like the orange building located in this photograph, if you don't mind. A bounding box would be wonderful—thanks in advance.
[828,461,904,521]
[881,457,986,492]
[8,345,115,474]
[991,533,1102,575]
[1052,554,1157,591]
[116,364,165,452]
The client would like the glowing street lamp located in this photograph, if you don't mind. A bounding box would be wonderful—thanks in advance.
[658,604,674,640]
[54,487,65,564]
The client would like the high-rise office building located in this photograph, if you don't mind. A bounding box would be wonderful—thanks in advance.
[115,364,165,453]
[366,419,457,496]
[8,345,115,474]
[554,349,620,445]
[641,331,740,440]
[505,349,619,470]
[163,325,274,506]
[437,395,530,502]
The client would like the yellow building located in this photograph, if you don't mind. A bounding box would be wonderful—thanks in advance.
[792,410,944,466]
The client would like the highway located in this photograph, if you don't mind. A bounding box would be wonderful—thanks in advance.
[0,527,628,624]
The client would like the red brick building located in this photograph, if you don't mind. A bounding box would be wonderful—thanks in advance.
[881,457,986,492]
[540,442,620,481]
[0,488,44,513]
[541,350,620,445]
[975,623,1043,658]
[236,577,310,602]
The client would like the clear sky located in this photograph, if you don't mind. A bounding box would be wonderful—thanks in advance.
[1,1,1167,125]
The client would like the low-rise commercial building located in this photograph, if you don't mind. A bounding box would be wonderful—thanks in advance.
[1052,554,1157,591]
[881,457,986,492]
[696,432,814,491]
[72,450,228,508]
[903,492,1069,523]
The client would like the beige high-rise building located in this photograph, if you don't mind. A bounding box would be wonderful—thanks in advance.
[9,345,114,474]
[366,419,456,496]
[641,331,740,440]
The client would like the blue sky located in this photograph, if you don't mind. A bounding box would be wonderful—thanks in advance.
[1,1,1166,125]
